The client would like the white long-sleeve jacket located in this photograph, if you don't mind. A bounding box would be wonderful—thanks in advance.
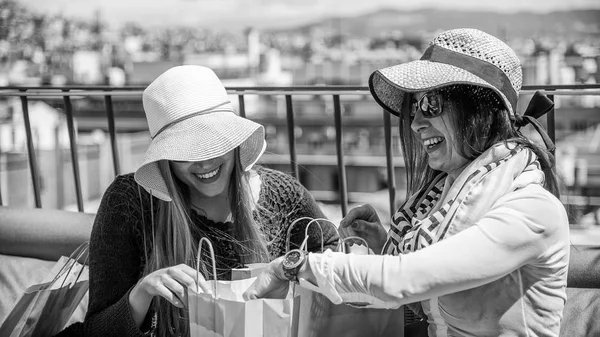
[300,184,570,337]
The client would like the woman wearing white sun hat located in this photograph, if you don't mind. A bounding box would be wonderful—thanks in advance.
[245,29,569,336]
[55,65,338,337]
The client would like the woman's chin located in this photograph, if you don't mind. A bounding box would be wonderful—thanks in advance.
[427,159,445,172]
[193,180,230,199]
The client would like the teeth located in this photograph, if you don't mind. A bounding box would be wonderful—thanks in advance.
[195,167,220,179]
[424,137,443,147]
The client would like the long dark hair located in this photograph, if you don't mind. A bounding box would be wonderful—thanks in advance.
[141,148,268,337]
[399,84,559,198]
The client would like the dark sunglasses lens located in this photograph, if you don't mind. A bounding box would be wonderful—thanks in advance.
[420,94,441,118]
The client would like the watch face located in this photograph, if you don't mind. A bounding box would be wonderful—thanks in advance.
[283,250,303,269]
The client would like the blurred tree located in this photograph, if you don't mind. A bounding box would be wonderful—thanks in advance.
[32,14,46,51]
[300,43,313,62]
[0,0,19,40]
[121,22,146,37]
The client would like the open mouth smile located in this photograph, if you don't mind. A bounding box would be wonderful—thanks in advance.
[194,166,221,181]
[424,137,444,150]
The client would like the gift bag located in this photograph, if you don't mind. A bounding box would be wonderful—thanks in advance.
[286,219,405,337]
[0,242,90,337]
[188,238,300,337]
[231,263,268,281]
[294,285,404,337]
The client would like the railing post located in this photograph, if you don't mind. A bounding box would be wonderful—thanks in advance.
[285,95,299,180]
[546,90,556,164]
[333,95,348,217]
[19,92,42,208]
[103,94,121,176]
[383,109,396,216]
[63,90,84,212]
[238,94,246,118]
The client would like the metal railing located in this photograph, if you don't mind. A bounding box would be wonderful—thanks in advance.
[1,84,600,218]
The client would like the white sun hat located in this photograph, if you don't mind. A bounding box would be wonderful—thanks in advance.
[134,65,266,201]
[369,28,523,118]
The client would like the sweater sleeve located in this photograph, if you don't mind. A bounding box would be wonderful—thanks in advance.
[62,175,149,337]
[257,167,339,254]
[301,185,569,308]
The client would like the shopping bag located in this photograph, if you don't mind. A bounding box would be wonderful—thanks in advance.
[286,219,405,337]
[188,238,300,337]
[231,263,268,281]
[0,242,90,337]
[294,285,404,337]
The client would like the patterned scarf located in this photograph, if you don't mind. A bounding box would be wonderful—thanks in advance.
[382,142,545,255]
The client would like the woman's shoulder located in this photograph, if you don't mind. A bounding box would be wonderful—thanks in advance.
[254,166,304,193]
[253,166,313,210]
[106,172,138,192]
[97,173,148,218]
[255,166,298,182]
[497,184,568,236]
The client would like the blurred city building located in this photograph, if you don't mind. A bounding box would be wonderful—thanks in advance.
[1,0,600,224]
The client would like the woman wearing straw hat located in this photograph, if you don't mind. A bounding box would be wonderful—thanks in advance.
[56,65,338,337]
[245,29,569,336]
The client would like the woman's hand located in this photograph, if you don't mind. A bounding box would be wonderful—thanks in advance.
[243,257,290,300]
[128,263,211,328]
[339,204,387,254]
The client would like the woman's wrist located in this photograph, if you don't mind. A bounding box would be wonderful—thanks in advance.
[129,284,152,328]
[297,254,317,285]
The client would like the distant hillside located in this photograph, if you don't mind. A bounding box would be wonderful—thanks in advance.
[270,8,600,39]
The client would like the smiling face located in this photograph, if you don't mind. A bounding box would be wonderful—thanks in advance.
[410,91,470,176]
[169,150,236,199]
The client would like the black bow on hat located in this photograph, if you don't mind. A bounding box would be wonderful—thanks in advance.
[513,91,556,156]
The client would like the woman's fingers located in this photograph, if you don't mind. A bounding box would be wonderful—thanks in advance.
[243,262,288,300]
[340,205,368,228]
[155,283,185,308]
[168,265,197,289]
[161,275,187,307]
[177,263,213,294]
[340,204,379,228]
[338,223,354,239]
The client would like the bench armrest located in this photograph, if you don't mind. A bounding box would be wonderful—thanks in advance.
[0,207,94,261]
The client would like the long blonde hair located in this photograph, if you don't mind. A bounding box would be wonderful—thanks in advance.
[140,148,269,336]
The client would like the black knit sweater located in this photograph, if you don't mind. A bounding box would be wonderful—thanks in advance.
[56,166,338,337]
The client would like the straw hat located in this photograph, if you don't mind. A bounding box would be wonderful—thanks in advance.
[134,65,266,201]
[369,28,522,118]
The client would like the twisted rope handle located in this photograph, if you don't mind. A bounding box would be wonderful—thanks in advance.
[338,236,370,255]
[53,241,90,288]
[285,217,339,253]
[195,237,218,296]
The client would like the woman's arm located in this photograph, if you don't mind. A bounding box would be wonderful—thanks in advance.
[258,167,339,253]
[299,186,569,307]
[73,175,150,336]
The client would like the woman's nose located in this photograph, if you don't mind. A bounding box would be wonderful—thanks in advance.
[410,109,428,133]
[196,158,216,169]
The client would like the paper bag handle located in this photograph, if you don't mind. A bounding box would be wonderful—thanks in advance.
[338,236,370,254]
[195,237,218,296]
[285,217,338,253]
[52,241,90,288]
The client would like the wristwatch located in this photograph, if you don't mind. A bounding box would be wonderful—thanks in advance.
[282,249,307,283]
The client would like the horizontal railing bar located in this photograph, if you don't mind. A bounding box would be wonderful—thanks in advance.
[0,90,368,97]
[1,84,600,91]
[1,88,600,98]
[258,153,406,167]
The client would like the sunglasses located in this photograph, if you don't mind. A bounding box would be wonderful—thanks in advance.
[410,92,445,120]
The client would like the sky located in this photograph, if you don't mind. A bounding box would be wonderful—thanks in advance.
[18,0,600,31]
